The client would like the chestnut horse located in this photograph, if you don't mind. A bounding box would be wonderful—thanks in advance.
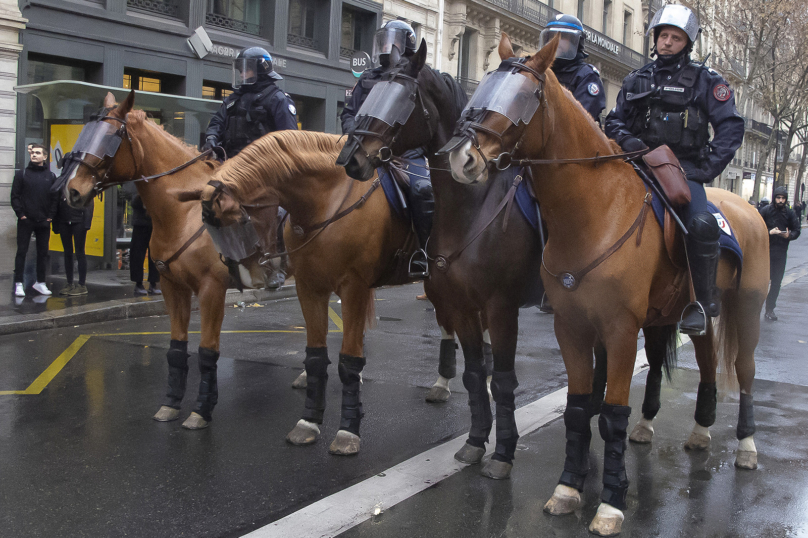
[448,35,769,535]
[63,91,275,430]
[337,40,547,479]
[195,130,420,455]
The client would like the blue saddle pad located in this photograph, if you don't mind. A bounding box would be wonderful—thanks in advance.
[379,167,407,219]
[650,194,743,266]
[510,167,540,232]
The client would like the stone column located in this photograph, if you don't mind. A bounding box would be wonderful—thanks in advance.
[0,2,26,275]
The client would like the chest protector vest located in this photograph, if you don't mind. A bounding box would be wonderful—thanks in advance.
[225,86,281,153]
[626,64,710,159]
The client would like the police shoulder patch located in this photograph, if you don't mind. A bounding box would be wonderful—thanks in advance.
[288,103,297,115]
[588,83,600,96]
[713,84,731,102]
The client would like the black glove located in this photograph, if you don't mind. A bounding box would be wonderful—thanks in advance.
[621,137,648,153]
[201,137,217,152]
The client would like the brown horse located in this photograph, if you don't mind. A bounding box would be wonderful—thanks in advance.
[195,130,419,455]
[63,91,274,430]
[448,35,769,535]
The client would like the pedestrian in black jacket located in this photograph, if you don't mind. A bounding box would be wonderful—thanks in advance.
[759,186,801,320]
[54,194,94,296]
[11,144,57,297]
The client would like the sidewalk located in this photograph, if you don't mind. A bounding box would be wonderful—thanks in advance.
[0,269,296,336]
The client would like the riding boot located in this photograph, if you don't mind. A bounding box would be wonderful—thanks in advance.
[338,354,366,436]
[193,347,219,422]
[164,340,190,409]
[407,176,434,278]
[681,212,721,336]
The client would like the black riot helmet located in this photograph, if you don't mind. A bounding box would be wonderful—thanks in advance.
[233,47,282,89]
[540,14,586,61]
[373,20,417,67]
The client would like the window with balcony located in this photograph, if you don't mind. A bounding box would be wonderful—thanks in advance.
[127,0,182,19]
[623,10,633,46]
[341,7,375,59]
[602,0,611,35]
[289,0,327,52]
[207,0,262,36]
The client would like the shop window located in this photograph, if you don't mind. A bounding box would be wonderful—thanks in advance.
[289,0,328,53]
[123,72,162,93]
[207,0,262,36]
[341,7,375,59]
[202,81,234,100]
[290,95,325,131]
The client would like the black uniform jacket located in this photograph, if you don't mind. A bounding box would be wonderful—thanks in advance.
[554,60,606,122]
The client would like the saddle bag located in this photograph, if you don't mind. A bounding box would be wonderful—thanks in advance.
[642,145,691,208]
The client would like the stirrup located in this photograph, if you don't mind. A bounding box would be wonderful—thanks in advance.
[408,249,429,279]
[679,302,707,336]
[538,292,554,314]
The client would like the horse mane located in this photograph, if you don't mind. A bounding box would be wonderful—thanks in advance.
[418,66,468,121]
[214,130,344,198]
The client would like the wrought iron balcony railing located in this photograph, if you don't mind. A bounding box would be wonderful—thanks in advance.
[288,33,317,50]
[340,47,355,59]
[127,0,179,17]
[206,12,261,35]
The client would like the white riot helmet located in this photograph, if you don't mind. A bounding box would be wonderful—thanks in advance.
[647,4,700,45]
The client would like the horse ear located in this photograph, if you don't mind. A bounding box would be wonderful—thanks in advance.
[169,188,204,202]
[411,38,428,73]
[103,92,116,109]
[117,89,135,116]
[527,33,559,74]
[498,33,515,61]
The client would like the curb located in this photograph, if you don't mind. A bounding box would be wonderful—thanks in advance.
[0,284,298,336]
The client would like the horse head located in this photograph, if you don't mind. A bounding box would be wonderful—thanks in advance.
[62,91,139,207]
[447,33,559,184]
[337,39,437,180]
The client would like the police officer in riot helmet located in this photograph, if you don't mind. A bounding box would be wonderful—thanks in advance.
[341,20,434,259]
[203,47,298,288]
[605,4,744,335]
[539,14,606,122]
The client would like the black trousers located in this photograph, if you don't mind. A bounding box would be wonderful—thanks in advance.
[766,248,788,312]
[15,218,50,283]
[59,223,88,285]
[130,224,159,285]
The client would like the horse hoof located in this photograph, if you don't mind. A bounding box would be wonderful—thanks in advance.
[588,503,624,536]
[629,421,654,444]
[481,459,512,480]
[454,443,485,464]
[153,406,180,422]
[328,430,361,455]
[291,371,307,389]
[181,412,209,430]
[286,419,320,445]
[735,451,758,470]
[543,484,581,515]
[684,431,711,450]
[425,385,451,403]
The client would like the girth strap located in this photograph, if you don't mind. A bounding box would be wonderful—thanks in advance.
[154,224,207,274]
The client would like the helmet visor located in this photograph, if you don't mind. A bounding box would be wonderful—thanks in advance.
[72,120,123,159]
[462,71,542,126]
[539,29,581,60]
[356,80,416,127]
[372,28,411,64]
[233,58,259,88]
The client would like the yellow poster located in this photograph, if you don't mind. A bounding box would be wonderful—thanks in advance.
[49,124,105,257]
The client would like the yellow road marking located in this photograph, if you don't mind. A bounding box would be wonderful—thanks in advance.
[328,306,344,331]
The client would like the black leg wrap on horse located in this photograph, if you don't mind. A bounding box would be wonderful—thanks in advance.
[491,370,520,463]
[193,347,220,422]
[483,342,494,377]
[694,382,717,427]
[302,347,331,424]
[338,354,366,436]
[164,340,189,409]
[599,404,631,510]
[737,393,756,440]
[559,393,593,491]
[438,339,458,379]
[641,367,664,420]
[463,365,492,447]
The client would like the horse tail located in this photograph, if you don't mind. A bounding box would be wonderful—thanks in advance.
[715,289,740,393]
[660,324,679,382]
[365,289,377,330]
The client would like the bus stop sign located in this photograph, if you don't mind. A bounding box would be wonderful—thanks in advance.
[350,52,371,78]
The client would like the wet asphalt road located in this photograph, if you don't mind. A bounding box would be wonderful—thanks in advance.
[1,241,807,538]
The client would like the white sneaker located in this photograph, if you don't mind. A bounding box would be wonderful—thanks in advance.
[14,282,25,297]
[32,282,52,295]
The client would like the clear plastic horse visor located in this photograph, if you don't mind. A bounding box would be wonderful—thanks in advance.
[204,220,261,262]
[372,28,410,64]
[462,71,542,126]
[71,121,123,159]
[233,58,258,88]
[356,80,416,127]
[539,29,581,60]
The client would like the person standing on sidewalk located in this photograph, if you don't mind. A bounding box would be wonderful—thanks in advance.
[759,186,801,321]
[129,192,161,296]
[54,192,94,296]
[11,144,58,297]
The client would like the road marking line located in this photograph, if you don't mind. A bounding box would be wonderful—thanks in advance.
[247,341,671,538]
[0,335,91,396]
[328,306,344,332]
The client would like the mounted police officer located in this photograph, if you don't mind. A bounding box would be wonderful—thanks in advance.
[203,47,298,289]
[605,4,744,335]
[341,21,434,263]
[540,14,606,122]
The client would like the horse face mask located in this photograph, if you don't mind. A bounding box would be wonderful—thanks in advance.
[356,80,417,127]
[463,70,542,127]
[204,218,262,263]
